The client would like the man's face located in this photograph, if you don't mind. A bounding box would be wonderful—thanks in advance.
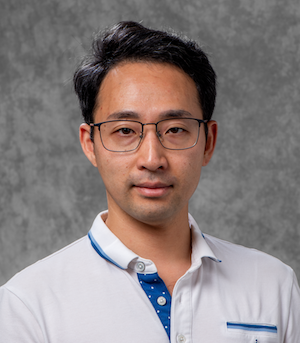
[80,62,217,226]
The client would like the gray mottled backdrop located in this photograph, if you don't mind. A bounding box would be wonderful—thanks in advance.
[1,0,299,285]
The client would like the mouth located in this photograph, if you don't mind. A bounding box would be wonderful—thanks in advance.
[134,182,172,197]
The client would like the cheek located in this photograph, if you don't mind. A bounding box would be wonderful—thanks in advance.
[186,152,203,188]
[97,154,130,186]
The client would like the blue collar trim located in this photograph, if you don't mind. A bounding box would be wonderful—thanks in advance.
[88,231,125,270]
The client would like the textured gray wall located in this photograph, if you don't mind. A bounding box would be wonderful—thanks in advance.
[1,0,299,286]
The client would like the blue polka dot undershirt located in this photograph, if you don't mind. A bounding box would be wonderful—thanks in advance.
[138,272,171,339]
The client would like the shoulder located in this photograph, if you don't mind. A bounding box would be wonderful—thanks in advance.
[203,233,294,281]
[2,235,94,293]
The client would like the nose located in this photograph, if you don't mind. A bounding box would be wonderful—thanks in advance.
[136,124,168,171]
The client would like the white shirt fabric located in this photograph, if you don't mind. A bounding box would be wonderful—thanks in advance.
[0,211,299,343]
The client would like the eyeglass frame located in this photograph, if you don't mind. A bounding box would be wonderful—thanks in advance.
[89,117,209,152]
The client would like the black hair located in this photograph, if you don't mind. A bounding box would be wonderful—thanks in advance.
[73,21,216,124]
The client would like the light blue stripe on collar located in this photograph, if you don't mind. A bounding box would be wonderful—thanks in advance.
[88,231,125,269]
[88,212,138,270]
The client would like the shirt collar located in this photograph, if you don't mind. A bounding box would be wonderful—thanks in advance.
[88,210,221,272]
[88,211,138,270]
[188,213,222,270]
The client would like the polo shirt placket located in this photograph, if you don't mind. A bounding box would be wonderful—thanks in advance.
[138,272,172,338]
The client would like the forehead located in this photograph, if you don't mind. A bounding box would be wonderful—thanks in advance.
[94,62,202,121]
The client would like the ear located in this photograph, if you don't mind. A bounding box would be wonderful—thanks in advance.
[79,123,97,167]
[203,120,218,166]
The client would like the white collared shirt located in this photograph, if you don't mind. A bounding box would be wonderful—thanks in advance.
[0,211,299,342]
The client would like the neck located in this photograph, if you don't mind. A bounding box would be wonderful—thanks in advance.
[104,203,192,294]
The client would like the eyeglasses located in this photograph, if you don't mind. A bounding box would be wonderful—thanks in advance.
[90,118,208,152]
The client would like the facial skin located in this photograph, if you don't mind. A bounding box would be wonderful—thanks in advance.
[80,62,217,231]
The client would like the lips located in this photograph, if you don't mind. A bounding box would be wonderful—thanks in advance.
[134,182,172,197]
[136,182,170,188]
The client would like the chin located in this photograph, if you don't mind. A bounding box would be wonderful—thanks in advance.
[127,203,180,226]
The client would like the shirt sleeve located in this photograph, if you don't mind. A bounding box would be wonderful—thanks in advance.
[284,271,300,342]
[0,286,44,343]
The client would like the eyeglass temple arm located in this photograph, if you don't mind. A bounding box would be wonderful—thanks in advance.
[201,120,209,141]
[88,123,97,142]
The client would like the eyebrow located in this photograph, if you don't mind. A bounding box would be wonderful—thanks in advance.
[106,109,194,121]
[158,110,194,119]
[106,111,140,120]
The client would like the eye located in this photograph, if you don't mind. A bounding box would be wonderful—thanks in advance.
[166,127,185,134]
[118,127,135,135]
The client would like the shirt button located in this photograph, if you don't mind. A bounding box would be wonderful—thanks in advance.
[157,296,167,306]
[177,334,186,343]
[136,262,145,272]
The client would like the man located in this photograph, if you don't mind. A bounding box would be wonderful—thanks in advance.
[0,21,299,342]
